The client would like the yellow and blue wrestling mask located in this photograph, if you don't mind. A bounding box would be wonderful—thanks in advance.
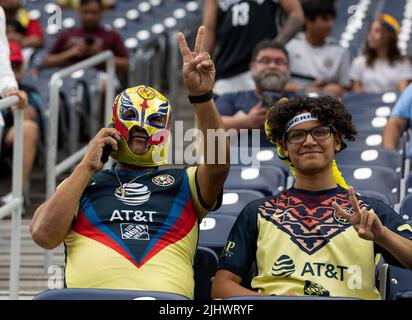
[109,85,172,167]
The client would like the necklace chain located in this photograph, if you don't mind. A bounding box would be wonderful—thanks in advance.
[114,166,153,198]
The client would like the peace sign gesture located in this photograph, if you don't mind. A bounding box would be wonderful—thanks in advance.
[332,186,386,242]
[177,26,215,96]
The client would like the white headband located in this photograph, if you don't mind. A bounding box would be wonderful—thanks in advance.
[286,112,318,132]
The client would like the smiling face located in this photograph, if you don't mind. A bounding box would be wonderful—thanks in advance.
[283,119,341,175]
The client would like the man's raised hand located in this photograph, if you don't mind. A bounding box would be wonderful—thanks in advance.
[177,26,215,96]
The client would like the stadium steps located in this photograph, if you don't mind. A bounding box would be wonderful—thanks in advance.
[0,219,64,300]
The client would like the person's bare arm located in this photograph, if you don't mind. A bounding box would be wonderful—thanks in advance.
[43,46,81,68]
[30,128,120,250]
[382,117,408,150]
[212,270,266,299]
[115,57,130,75]
[202,0,218,54]
[333,186,412,271]
[21,35,43,48]
[274,0,304,45]
[399,79,411,93]
[178,26,230,209]
[351,80,365,93]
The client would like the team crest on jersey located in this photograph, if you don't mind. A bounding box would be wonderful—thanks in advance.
[152,174,175,187]
[259,192,359,255]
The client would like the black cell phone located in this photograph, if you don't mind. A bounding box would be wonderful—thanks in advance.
[101,144,112,164]
[262,91,282,108]
[85,35,95,46]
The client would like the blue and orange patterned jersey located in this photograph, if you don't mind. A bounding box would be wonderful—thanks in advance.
[218,185,412,299]
[64,166,219,299]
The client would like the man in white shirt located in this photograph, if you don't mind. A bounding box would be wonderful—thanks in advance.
[286,0,350,97]
[0,7,26,104]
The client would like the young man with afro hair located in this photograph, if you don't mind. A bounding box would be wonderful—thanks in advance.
[212,96,412,299]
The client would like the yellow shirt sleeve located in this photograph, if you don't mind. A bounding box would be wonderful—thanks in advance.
[186,166,222,219]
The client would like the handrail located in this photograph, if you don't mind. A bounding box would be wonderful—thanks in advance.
[0,95,24,300]
[45,51,116,267]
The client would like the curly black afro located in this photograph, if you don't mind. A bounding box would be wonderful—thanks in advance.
[266,96,357,150]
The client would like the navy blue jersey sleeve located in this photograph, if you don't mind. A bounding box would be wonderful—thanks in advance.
[217,202,259,278]
[215,93,237,116]
[365,197,412,267]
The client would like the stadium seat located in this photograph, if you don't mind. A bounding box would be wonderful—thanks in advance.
[334,148,403,176]
[399,193,412,221]
[338,165,400,206]
[194,246,219,300]
[379,263,412,300]
[357,190,393,207]
[224,164,286,196]
[215,189,265,217]
[345,131,406,153]
[199,214,236,256]
[231,147,290,177]
[342,92,398,107]
[33,288,190,300]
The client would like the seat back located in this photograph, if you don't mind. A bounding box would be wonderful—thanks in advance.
[379,263,412,300]
[194,246,219,300]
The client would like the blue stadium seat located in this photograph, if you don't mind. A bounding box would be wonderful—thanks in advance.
[334,148,403,176]
[379,263,412,300]
[194,246,219,300]
[33,288,190,300]
[338,165,400,206]
[232,147,290,177]
[345,131,406,152]
[199,214,236,256]
[224,164,286,196]
[399,193,412,221]
[215,189,265,217]
[342,92,398,107]
[357,190,393,207]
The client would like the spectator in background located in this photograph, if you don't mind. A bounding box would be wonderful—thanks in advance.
[43,0,129,76]
[216,39,295,147]
[1,41,39,204]
[286,0,350,96]
[350,14,412,93]
[383,82,412,157]
[203,0,304,95]
[0,0,44,48]
[57,0,115,9]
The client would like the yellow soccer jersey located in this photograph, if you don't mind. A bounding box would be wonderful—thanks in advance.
[64,166,221,299]
[218,186,412,299]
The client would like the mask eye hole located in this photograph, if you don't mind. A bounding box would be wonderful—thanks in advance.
[121,107,138,120]
[147,114,166,127]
